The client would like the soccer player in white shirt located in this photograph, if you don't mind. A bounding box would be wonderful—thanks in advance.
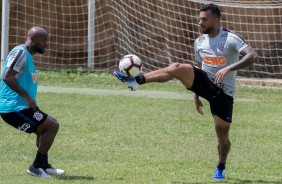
[114,3,257,180]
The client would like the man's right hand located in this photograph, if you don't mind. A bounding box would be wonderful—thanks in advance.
[194,95,204,115]
[24,95,37,109]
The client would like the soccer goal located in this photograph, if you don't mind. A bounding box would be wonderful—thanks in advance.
[1,0,281,80]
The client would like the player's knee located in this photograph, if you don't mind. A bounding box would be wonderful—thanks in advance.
[168,62,181,70]
[167,62,193,79]
[215,125,229,137]
[36,117,60,135]
[47,116,60,132]
[168,62,183,74]
[217,133,230,146]
[52,118,60,131]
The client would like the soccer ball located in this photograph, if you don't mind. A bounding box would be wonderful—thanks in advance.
[119,54,143,77]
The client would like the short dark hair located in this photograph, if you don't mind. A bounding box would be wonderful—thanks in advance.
[200,3,221,19]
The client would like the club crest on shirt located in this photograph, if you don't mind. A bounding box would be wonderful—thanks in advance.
[217,42,227,53]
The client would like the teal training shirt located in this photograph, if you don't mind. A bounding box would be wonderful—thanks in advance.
[0,45,38,113]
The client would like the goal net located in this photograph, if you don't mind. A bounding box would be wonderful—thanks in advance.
[4,0,282,79]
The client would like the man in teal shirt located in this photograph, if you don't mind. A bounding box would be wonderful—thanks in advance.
[0,26,64,178]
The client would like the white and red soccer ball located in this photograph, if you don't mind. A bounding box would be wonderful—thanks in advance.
[119,54,143,78]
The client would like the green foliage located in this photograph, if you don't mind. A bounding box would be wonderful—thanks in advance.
[0,71,281,183]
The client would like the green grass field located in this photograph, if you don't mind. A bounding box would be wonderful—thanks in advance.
[0,71,281,184]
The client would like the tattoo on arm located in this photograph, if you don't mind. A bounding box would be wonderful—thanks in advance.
[229,46,258,71]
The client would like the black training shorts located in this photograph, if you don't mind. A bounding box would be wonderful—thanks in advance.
[189,65,234,123]
[0,107,48,134]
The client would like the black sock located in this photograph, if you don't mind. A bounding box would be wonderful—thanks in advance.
[135,74,145,85]
[217,162,226,170]
[33,151,47,168]
[44,154,49,167]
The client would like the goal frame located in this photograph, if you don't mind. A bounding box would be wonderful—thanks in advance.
[0,0,96,71]
[1,0,9,72]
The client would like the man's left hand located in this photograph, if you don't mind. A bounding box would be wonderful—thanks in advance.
[215,67,231,83]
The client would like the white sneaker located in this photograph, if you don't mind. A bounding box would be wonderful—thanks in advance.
[45,164,65,176]
[27,164,51,178]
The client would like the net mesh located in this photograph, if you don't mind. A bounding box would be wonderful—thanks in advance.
[6,0,282,78]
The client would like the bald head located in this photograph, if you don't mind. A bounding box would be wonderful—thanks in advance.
[25,26,48,55]
[27,26,48,39]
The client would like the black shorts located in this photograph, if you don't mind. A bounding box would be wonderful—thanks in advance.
[189,65,234,123]
[0,107,48,134]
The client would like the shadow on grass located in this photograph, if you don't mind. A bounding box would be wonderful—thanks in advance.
[54,175,126,182]
[55,175,95,181]
[230,178,282,184]
[172,177,282,184]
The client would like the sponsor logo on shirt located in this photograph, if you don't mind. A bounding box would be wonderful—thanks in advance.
[203,56,227,66]
[32,73,37,83]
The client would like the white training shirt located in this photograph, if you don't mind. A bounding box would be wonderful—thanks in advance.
[194,28,248,97]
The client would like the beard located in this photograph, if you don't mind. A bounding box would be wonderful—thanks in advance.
[201,26,214,34]
[32,43,44,54]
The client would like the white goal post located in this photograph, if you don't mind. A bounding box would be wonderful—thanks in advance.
[1,0,281,80]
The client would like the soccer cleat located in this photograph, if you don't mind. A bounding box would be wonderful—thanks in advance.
[27,164,51,178]
[114,71,140,91]
[213,167,226,180]
[44,164,65,176]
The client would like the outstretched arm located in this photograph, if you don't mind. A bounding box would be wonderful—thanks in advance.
[214,46,258,83]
